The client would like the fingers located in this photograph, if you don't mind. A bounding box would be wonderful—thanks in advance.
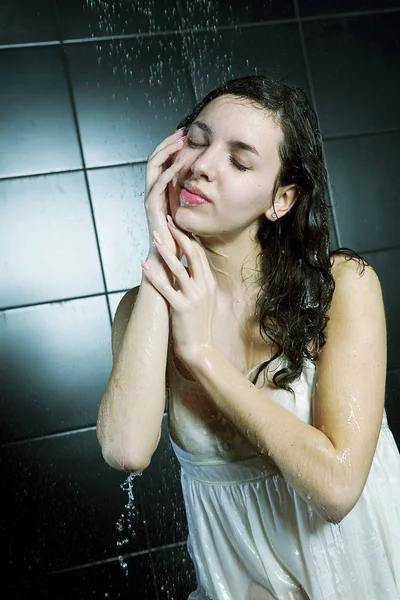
[141,259,179,307]
[152,230,194,294]
[146,130,186,188]
[148,129,185,162]
[145,130,186,199]
[148,136,185,172]
[166,217,213,286]
[147,156,185,199]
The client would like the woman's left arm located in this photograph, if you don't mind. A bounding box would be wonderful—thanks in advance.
[144,221,387,524]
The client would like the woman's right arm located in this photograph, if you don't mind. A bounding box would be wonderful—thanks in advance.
[96,274,170,472]
[96,129,186,472]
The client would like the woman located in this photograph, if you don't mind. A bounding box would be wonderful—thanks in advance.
[96,76,400,599]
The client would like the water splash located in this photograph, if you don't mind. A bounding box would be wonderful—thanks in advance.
[115,471,142,577]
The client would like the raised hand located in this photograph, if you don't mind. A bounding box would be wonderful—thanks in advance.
[145,129,186,261]
[142,216,217,367]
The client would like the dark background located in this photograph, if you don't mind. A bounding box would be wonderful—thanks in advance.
[1,0,400,598]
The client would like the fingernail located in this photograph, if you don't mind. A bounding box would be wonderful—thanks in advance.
[167,215,176,227]
[153,231,164,244]
[141,260,150,271]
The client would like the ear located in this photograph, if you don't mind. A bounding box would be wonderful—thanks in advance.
[266,184,300,221]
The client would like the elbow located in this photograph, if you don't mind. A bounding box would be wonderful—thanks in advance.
[101,445,150,473]
[318,484,362,525]
[96,422,153,473]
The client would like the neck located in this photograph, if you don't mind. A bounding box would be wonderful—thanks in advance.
[197,226,263,304]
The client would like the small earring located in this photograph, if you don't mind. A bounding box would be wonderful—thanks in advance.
[271,211,277,219]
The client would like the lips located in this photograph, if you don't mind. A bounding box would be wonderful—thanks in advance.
[180,184,211,206]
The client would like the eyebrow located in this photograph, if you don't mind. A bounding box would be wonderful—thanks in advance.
[191,120,260,157]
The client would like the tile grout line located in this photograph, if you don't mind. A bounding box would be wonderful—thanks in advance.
[293,0,342,248]
[1,6,400,50]
[52,0,115,328]
[1,126,400,183]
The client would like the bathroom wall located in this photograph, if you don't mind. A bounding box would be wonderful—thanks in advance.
[1,0,400,597]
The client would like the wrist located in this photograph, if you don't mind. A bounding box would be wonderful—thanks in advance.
[142,251,174,285]
[181,344,219,375]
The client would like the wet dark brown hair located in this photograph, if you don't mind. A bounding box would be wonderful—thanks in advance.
[177,75,369,393]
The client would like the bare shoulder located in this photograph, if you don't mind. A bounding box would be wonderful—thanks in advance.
[111,286,140,363]
[329,252,383,306]
[325,252,386,365]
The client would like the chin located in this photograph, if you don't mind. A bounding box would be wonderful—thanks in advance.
[174,209,195,234]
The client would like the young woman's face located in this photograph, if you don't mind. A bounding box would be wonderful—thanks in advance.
[168,95,283,240]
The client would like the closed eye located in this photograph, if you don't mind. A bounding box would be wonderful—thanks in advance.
[187,139,206,148]
[187,139,249,172]
[230,157,248,172]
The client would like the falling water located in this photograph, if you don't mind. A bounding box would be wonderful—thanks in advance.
[84,0,241,104]
[81,0,250,596]
[115,471,142,578]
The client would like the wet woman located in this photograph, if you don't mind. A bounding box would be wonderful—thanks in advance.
[96,76,400,599]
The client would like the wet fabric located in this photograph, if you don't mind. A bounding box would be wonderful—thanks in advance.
[168,356,400,600]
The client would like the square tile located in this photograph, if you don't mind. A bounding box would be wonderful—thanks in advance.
[362,248,400,372]
[89,165,148,292]
[139,415,188,547]
[152,543,197,600]
[385,370,400,449]
[0,172,104,308]
[0,0,57,46]
[299,0,400,17]
[178,0,294,29]
[2,430,148,590]
[67,35,196,167]
[183,22,311,101]
[324,131,400,253]
[45,552,156,599]
[0,296,111,442]
[303,13,400,137]
[0,47,82,178]
[56,0,180,40]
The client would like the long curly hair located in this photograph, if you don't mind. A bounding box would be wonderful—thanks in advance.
[177,75,369,394]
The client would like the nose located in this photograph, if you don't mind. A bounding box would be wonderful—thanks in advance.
[190,146,217,181]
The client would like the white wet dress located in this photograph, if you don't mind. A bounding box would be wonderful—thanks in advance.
[167,351,400,600]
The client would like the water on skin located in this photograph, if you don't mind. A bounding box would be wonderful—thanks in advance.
[85,0,273,594]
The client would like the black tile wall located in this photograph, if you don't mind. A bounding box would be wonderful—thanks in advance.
[88,164,149,291]
[183,21,311,101]
[177,0,295,28]
[57,0,181,41]
[0,47,82,178]
[0,0,57,45]
[298,0,400,17]
[152,543,197,599]
[46,553,156,599]
[2,429,147,595]
[324,131,400,253]
[66,35,196,168]
[0,172,103,307]
[139,415,189,548]
[363,248,400,373]
[2,0,400,597]
[304,12,400,138]
[385,370,400,447]
[0,296,112,442]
